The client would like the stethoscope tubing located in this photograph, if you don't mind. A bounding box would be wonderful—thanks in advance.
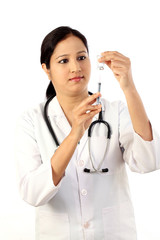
[44,95,60,147]
[88,119,111,139]
[44,93,111,173]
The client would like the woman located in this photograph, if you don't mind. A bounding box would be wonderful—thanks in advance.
[15,26,159,240]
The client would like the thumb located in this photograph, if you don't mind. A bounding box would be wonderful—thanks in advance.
[105,60,112,69]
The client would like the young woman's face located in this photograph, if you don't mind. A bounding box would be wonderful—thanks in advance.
[45,35,91,97]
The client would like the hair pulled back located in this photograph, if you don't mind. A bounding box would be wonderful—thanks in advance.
[40,26,89,99]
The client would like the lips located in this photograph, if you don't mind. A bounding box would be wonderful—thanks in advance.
[69,76,84,82]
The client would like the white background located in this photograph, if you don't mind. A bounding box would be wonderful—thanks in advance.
[0,0,160,239]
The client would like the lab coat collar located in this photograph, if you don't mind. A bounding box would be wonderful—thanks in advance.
[47,96,71,137]
[47,96,65,118]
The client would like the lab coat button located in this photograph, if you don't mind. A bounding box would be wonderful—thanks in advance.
[81,189,87,196]
[83,222,90,229]
[78,160,84,167]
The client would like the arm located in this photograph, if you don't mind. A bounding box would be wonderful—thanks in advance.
[118,101,158,173]
[123,86,152,141]
[99,51,152,141]
[99,51,160,173]
[14,112,61,207]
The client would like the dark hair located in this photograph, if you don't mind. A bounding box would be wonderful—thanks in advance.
[40,26,89,99]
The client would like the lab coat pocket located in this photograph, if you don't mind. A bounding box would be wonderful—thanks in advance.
[102,201,137,240]
[38,211,70,240]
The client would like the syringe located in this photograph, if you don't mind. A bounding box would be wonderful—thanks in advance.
[96,55,104,104]
[97,82,101,104]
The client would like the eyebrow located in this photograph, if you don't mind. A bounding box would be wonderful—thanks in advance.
[55,50,87,60]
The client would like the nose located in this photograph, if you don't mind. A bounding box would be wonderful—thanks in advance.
[70,59,81,73]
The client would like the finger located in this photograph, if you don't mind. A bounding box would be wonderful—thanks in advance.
[78,102,102,115]
[74,98,102,117]
[102,51,127,57]
[85,105,102,115]
[83,92,102,106]
[105,60,112,69]
[81,108,102,121]
[111,60,129,69]
[112,67,126,76]
[101,51,127,59]
[99,51,128,63]
[100,55,126,63]
[100,59,124,70]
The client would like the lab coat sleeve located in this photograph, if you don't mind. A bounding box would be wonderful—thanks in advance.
[119,101,160,173]
[14,111,63,207]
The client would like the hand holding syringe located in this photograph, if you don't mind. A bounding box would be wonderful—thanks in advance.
[97,55,104,104]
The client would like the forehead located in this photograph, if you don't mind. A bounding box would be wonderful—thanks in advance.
[53,35,87,56]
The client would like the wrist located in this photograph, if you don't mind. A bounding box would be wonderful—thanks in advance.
[68,129,81,144]
[122,83,137,96]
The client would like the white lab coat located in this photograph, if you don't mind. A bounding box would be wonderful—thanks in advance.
[15,96,160,240]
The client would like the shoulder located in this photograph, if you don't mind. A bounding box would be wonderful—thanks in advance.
[16,100,46,128]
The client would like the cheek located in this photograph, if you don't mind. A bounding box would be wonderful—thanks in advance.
[50,66,66,81]
[83,61,91,76]
[87,63,91,78]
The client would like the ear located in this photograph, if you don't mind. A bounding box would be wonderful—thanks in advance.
[42,63,51,80]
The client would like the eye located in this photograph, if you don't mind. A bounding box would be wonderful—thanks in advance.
[58,59,68,64]
[77,56,86,61]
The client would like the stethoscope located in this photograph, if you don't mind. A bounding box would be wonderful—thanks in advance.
[44,94,111,173]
